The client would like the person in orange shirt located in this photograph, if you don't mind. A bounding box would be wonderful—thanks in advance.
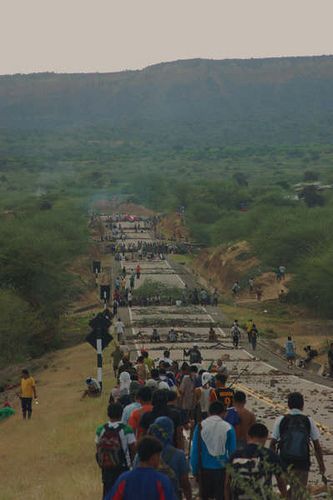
[128,386,152,438]
[19,369,37,420]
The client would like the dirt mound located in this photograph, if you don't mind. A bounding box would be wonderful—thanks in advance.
[157,212,190,240]
[194,241,290,302]
[195,241,258,290]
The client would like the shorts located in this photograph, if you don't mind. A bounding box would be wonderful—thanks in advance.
[200,468,226,500]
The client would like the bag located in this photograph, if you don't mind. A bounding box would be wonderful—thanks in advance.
[96,424,127,469]
[279,414,311,468]
[158,448,179,497]
[230,451,270,498]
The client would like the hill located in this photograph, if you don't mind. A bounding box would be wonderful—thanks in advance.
[1,56,333,145]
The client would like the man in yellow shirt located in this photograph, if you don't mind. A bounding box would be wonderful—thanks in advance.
[20,369,37,419]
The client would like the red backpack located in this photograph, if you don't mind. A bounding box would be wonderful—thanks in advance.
[96,424,127,469]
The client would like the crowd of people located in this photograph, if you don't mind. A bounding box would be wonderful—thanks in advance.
[92,344,326,500]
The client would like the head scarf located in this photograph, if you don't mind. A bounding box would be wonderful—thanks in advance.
[119,371,131,393]
[201,372,211,387]
[148,416,174,447]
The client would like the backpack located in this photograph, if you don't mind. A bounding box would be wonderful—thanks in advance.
[190,350,201,364]
[158,447,180,497]
[230,450,272,498]
[279,414,311,468]
[96,424,127,469]
[215,387,234,408]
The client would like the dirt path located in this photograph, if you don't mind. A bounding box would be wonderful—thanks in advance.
[117,220,333,491]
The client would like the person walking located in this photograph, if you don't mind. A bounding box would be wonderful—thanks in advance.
[148,417,192,500]
[225,423,287,500]
[96,402,136,498]
[19,369,37,420]
[195,372,217,420]
[285,336,296,368]
[115,318,125,344]
[232,391,256,449]
[327,342,333,377]
[270,392,325,499]
[190,401,236,500]
[111,346,123,377]
[250,324,258,351]
[106,436,176,500]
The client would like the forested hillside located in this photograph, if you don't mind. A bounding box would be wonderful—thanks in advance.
[1,56,333,145]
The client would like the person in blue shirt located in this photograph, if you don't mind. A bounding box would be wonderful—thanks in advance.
[190,401,236,500]
[107,436,176,500]
[148,417,192,500]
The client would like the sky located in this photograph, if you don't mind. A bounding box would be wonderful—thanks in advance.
[1,0,333,75]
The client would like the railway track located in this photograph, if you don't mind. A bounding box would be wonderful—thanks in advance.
[105,218,333,489]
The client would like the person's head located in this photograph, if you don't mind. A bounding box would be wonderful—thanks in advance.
[209,400,226,417]
[22,369,29,379]
[142,351,148,359]
[167,391,177,404]
[288,336,292,341]
[234,320,238,324]
[163,350,170,359]
[152,389,169,408]
[193,345,198,351]
[159,367,166,376]
[137,436,163,468]
[202,372,212,387]
[180,362,190,373]
[216,359,223,367]
[151,368,159,380]
[117,317,121,322]
[137,356,144,364]
[215,373,228,387]
[288,392,304,410]
[247,423,269,446]
[190,365,198,375]
[137,386,152,404]
[234,391,246,407]
[107,402,123,421]
[148,416,174,447]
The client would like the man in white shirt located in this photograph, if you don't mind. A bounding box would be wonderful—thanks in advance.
[270,392,325,497]
[115,318,125,343]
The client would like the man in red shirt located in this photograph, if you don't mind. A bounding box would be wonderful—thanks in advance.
[128,386,152,438]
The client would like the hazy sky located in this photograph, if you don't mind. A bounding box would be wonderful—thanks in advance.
[1,0,333,75]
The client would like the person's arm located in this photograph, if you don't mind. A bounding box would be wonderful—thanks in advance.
[32,380,37,399]
[180,474,192,500]
[276,474,287,498]
[129,442,136,463]
[190,426,199,476]
[176,425,184,450]
[224,470,232,500]
[313,439,325,475]
[270,438,278,452]
[226,427,237,456]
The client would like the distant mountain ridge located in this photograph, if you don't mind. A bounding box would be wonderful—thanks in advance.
[1,56,333,145]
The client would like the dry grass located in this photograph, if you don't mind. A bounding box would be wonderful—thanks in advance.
[0,342,115,500]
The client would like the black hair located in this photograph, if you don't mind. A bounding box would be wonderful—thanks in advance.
[137,356,144,363]
[190,365,198,373]
[248,423,269,439]
[159,368,166,375]
[137,436,163,462]
[142,351,148,358]
[152,389,169,407]
[215,374,227,385]
[137,386,152,403]
[107,402,123,419]
[288,392,304,410]
[234,391,246,404]
[22,369,29,376]
[163,350,170,358]
[151,368,159,380]
[167,391,177,403]
[209,400,226,415]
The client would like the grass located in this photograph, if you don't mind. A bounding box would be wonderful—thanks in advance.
[0,341,116,500]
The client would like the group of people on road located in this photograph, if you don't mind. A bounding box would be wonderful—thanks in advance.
[93,341,327,500]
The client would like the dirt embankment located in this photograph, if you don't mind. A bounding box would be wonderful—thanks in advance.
[157,212,190,240]
[194,240,291,303]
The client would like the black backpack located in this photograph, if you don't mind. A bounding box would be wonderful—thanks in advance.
[279,414,311,468]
